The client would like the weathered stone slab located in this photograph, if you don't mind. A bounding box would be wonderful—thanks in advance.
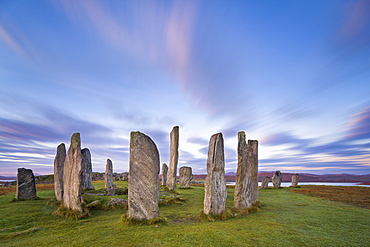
[272,170,283,188]
[16,168,36,200]
[204,133,227,215]
[81,148,94,190]
[248,140,259,203]
[234,131,251,209]
[261,176,270,189]
[291,174,299,187]
[105,159,114,188]
[63,133,83,212]
[54,143,66,201]
[161,163,168,186]
[167,126,179,191]
[179,166,192,189]
[127,131,160,220]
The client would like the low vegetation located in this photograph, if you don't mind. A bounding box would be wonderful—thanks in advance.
[0,182,369,246]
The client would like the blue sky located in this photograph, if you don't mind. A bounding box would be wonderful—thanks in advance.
[0,0,369,176]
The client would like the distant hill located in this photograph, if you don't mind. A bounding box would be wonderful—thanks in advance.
[0,176,16,181]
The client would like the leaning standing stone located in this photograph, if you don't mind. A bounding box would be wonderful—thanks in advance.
[127,131,160,220]
[291,174,299,187]
[248,140,259,203]
[272,170,283,188]
[16,168,36,200]
[179,166,192,189]
[81,148,95,190]
[54,143,66,201]
[203,133,227,215]
[161,163,168,186]
[261,176,270,189]
[63,133,83,212]
[234,131,251,209]
[166,126,179,191]
[105,159,114,188]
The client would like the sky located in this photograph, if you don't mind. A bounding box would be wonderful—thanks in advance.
[0,0,369,177]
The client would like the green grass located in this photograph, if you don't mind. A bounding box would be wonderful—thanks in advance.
[0,181,369,246]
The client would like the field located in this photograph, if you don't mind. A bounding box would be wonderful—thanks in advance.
[1,182,369,246]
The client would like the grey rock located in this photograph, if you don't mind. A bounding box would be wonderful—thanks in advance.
[106,188,116,196]
[127,131,160,220]
[291,174,299,187]
[105,159,114,188]
[248,140,259,203]
[261,176,270,189]
[167,126,179,191]
[204,133,227,215]
[234,131,251,209]
[161,163,168,186]
[81,148,95,190]
[122,172,129,181]
[272,170,283,188]
[63,133,83,212]
[16,168,36,200]
[107,198,128,207]
[179,166,192,189]
[54,143,66,201]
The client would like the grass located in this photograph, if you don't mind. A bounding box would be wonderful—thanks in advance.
[0,182,369,246]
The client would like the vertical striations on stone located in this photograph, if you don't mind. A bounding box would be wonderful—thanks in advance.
[105,159,114,188]
[179,166,192,189]
[16,168,36,200]
[261,176,270,189]
[203,133,227,215]
[128,131,160,220]
[63,133,82,212]
[161,163,168,186]
[81,148,95,190]
[272,170,283,188]
[54,143,66,201]
[248,140,259,203]
[291,174,299,187]
[166,126,179,191]
[234,131,251,209]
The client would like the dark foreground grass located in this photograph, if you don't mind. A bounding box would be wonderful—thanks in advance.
[0,182,369,246]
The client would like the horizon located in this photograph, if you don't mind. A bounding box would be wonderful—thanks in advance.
[1,1,369,176]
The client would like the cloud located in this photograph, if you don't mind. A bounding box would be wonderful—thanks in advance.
[346,106,370,141]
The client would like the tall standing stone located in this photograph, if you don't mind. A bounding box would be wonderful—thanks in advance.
[261,176,270,189]
[81,148,95,190]
[54,143,66,201]
[234,131,251,209]
[63,133,83,212]
[179,166,192,189]
[291,174,299,187]
[161,163,168,186]
[166,126,179,191]
[248,140,259,203]
[272,170,283,188]
[203,133,227,215]
[127,131,160,220]
[105,159,114,188]
[16,168,36,200]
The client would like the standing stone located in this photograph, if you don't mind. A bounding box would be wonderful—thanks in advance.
[54,143,66,201]
[127,131,160,220]
[105,159,114,188]
[204,133,227,215]
[272,170,283,188]
[16,168,36,200]
[81,148,95,190]
[291,174,299,187]
[63,133,83,212]
[261,176,270,189]
[161,163,168,186]
[179,166,192,189]
[166,126,179,191]
[122,172,129,181]
[248,140,259,203]
[234,131,251,209]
